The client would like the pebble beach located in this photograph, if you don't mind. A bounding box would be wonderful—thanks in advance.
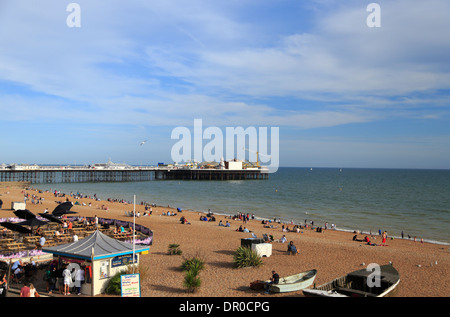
[1,183,448,297]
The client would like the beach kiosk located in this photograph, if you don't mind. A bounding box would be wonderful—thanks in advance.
[42,230,150,296]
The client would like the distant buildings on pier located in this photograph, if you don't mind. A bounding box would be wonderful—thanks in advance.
[1,158,267,172]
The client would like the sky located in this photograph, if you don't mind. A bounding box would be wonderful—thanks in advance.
[0,0,449,169]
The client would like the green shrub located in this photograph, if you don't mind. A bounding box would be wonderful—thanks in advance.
[104,263,149,295]
[233,246,263,268]
[168,243,182,255]
[181,256,205,272]
[183,269,202,293]
[104,270,127,295]
[181,254,206,293]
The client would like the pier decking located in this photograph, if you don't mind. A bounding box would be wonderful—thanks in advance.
[0,167,268,183]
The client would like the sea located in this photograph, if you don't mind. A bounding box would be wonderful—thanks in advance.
[38,167,450,245]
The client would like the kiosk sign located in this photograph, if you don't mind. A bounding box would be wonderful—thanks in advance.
[112,254,137,268]
[121,273,141,297]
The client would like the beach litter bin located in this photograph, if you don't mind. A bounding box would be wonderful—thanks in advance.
[241,238,264,248]
[11,202,26,211]
[252,243,272,257]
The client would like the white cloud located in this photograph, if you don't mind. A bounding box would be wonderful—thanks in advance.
[0,0,449,167]
[2,1,449,105]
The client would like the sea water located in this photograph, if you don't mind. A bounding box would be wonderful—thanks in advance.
[40,168,450,245]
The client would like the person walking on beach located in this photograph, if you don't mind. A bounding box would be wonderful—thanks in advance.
[381,231,387,246]
[62,265,72,295]
[75,266,85,295]
[29,283,39,297]
[48,266,57,294]
[20,282,30,297]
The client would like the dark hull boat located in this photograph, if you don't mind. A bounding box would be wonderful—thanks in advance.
[303,264,400,297]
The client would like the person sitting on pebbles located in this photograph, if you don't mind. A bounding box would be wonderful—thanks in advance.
[287,241,299,255]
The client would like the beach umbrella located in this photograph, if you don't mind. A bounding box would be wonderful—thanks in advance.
[39,213,64,224]
[17,218,48,227]
[0,222,32,234]
[52,201,75,216]
[53,209,78,216]
[13,209,37,220]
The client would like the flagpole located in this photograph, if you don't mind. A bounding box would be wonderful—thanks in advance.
[133,194,136,273]
[91,247,94,297]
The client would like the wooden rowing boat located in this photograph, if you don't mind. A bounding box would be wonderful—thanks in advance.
[303,264,400,297]
[267,269,317,293]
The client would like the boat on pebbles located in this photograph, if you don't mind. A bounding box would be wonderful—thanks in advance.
[303,264,400,297]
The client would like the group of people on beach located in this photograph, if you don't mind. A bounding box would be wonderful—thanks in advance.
[9,258,39,297]
[29,187,330,240]
[42,260,86,296]
[18,282,39,297]
[230,212,254,223]
[21,191,45,205]
[11,259,37,284]
[353,230,389,246]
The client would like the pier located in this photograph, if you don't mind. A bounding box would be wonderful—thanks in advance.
[0,166,268,184]
[161,168,268,181]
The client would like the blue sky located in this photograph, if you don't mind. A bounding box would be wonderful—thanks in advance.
[0,0,449,169]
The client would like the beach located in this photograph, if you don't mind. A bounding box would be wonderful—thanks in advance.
[1,183,448,297]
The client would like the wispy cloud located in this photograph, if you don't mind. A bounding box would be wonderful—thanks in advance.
[0,0,449,167]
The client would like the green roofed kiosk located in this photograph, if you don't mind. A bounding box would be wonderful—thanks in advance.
[42,230,149,296]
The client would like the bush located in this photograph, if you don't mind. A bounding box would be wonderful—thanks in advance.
[183,269,202,293]
[104,263,149,295]
[181,256,205,272]
[181,254,206,293]
[104,270,126,295]
[233,246,263,268]
[168,243,182,255]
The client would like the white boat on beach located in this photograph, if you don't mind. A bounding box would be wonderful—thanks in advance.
[267,269,317,293]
